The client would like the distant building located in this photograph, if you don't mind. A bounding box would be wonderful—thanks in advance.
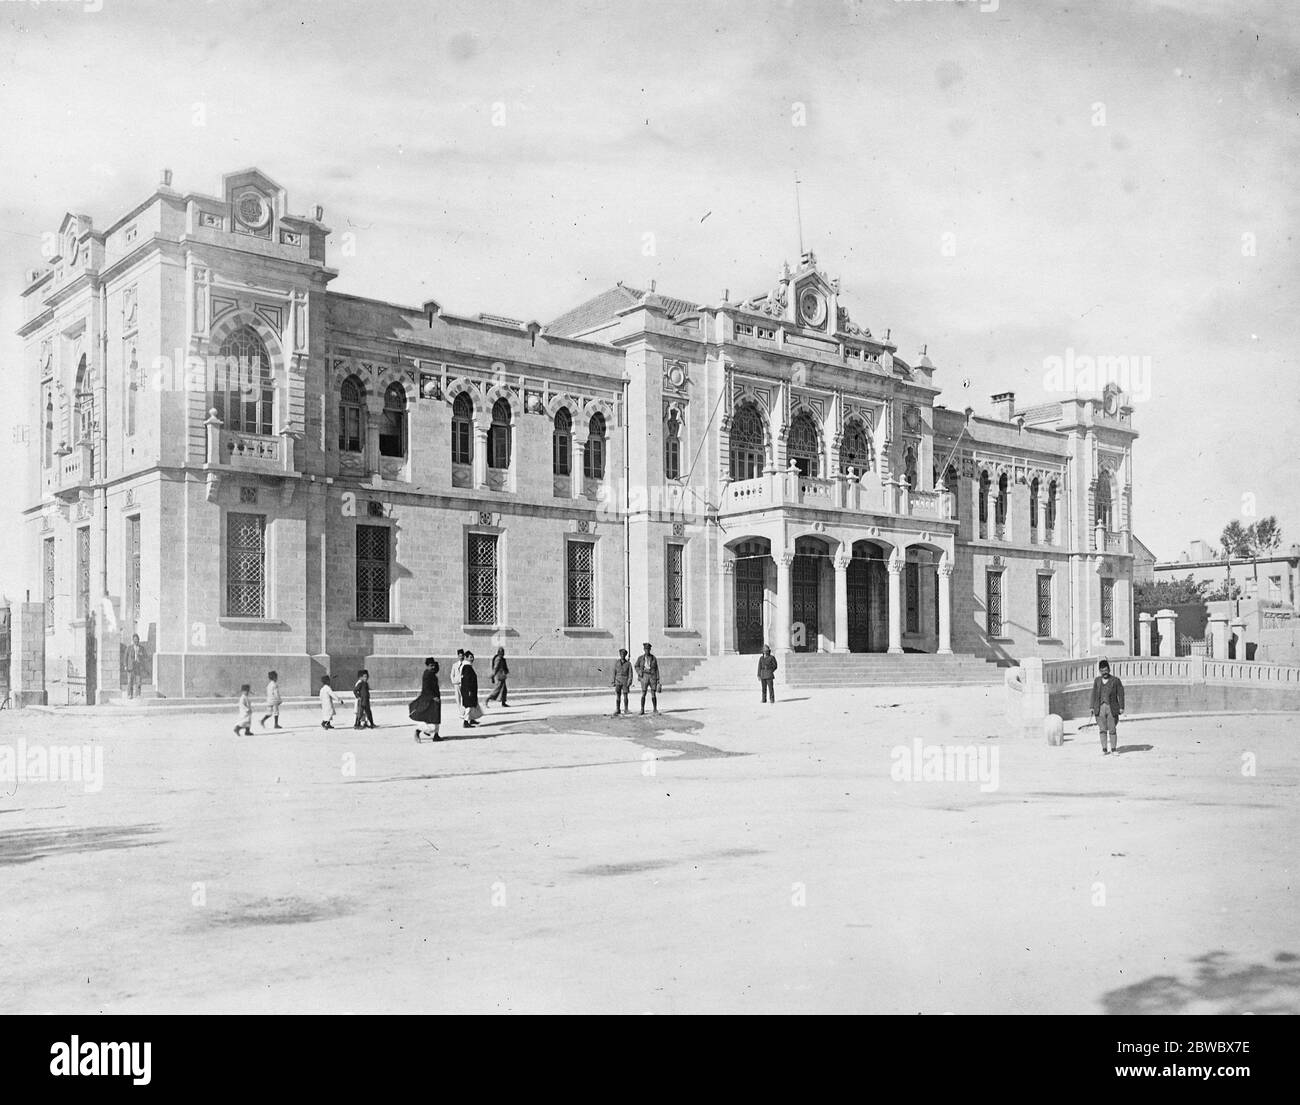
[1154,541,1300,606]
[14,168,1140,703]
[1131,533,1157,584]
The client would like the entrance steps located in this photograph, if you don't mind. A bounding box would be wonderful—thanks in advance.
[671,652,1007,689]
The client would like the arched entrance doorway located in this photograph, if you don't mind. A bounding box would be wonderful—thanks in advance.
[847,540,889,652]
[733,538,770,654]
[904,544,944,653]
[791,536,829,651]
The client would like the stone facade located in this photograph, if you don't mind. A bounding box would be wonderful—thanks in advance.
[16,169,1138,700]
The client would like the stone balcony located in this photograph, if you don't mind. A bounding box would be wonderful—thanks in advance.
[205,417,296,475]
[720,467,956,522]
[51,443,94,499]
[1093,526,1130,554]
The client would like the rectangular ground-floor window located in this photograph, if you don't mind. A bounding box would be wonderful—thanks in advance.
[665,542,684,628]
[566,539,595,627]
[355,524,390,622]
[43,536,55,630]
[226,513,266,617]
[467,533,499,625]
[986,570,1003,638]
[1100,576,1115,639]
[1037,573,1053,637]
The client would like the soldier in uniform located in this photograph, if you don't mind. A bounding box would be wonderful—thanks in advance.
[634,642,660,715]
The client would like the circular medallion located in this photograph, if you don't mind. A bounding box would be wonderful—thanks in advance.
[799,289,826,327]
[236,191,271,230]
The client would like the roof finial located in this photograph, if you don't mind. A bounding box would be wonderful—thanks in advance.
[794,171,804,259]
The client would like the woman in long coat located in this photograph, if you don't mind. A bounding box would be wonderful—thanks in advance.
[459,652,480,728]
[486,646,509,707]
[409,657,442,743]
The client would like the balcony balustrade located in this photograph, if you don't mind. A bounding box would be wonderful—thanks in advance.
[720,467,956,522]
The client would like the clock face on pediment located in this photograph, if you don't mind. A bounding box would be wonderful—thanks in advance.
[798,287,827,328]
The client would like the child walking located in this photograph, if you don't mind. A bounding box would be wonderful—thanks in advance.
[612,648,632,716]
[260,670,282,730]
[234,684,254,735]
[353,669,376,729]
[319,675,346,730]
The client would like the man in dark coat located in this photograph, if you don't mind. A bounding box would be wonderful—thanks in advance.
[1090,658,1125,755]
[757,645,778,703]
[486,647,509,707]
[459,651,481,728]
[353,668,376,729]
[611,648,633,716]
[409,657,442,743]
[125,634,147,698]
[634,642,660,715]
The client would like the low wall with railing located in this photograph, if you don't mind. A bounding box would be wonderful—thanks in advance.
[1006,654,1300,733]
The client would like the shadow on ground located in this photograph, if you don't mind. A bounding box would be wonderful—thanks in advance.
[199,894,357,929]
[494,712,745,762]
[1102,951,1300,1014]
[0,823,163,866]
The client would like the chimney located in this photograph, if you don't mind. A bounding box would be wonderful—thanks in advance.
[160,168,173,188]
[992,391,1016,421]
[313,205,324,222]
[422,299,441,327]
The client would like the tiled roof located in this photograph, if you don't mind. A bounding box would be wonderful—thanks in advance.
[546,284,700,337]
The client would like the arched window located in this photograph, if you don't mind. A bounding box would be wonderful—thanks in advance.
[125,346,138,437]
[553,407,572,476]
[73,355,92,444]
[451,393,473,465]
[788,411,820,477]
[1030,477,1040,530]
[729,402,765,480]
[379,383,407,458]
[942,464,959,514]
[978,470,991,524]
[840,420,872,475]
[995,473,1009,526]
[584,413,607,480]
[211,326,274,435]
[903,445,918,490]
[1046,480,1058,533]
[339,375,364,453]
[43,387,54,469]
[1095,477,1113,530]
[664,409,682,480]
[488,398,512,469]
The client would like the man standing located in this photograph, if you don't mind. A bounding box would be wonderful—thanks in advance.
[486,647,509,708]
[757,645,778,703]
[125,633,147,698]
[450,648,465,708]
[611,648,633,716]
[634,642,660,715]
[1090,658,1125,755]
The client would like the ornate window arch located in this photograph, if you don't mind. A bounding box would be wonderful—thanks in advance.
[43,386,54,469]
[489,396,512,470]
[729,401,766,480]
[978,469,991,524]
[379,382,407,458]
[211,325,274,435]
[73,355,92,444]
[903,444,918,490]
[553,407,572,476]
[339,374,365,453]
[1046,479,1059,532]
[451,391,473,465]
[787,410,820,477]
[125,345,139,438]
[1030,476,1040,530]
[840,419,872,475]
[584,412,607,480]
[995,472,1009,526]
[1095,471,1114,529]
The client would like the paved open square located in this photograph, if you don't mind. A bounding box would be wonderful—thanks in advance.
[2,689,1295,1015]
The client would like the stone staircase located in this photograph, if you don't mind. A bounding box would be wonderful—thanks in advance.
[672,652,1006,689]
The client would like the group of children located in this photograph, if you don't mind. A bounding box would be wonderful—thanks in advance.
[234,670,376,734]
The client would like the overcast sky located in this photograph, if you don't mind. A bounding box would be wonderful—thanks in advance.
[1,0,1296,570]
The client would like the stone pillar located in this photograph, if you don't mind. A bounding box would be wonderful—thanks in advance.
[570,432,586,499]
[1137,611,1152,656]
[9,601,47,706]
[900,475,911,516]
[832,551,849,654]
[364,408,382,477]
[473,424,489,489]
[721,559,736,653]
[1230,617,1248,661]
[1155,608,1176,658]
[1094,521,1107,553]
[775,553,792,653]
[937,553,953,655]
[204,408,222,464]
[887,549,904,654]
[1207,613,1228,659]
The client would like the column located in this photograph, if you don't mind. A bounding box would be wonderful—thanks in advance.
[365,408,382,478]
[1138,611,1152,656]
[775,552,792,652]
[1155,608,1176,658]
[832,551,849,653]
[937,553,953,655]
[721,560,736,653]
[887,549,903,654]
[1230,617,1249,661]
[1207,613,1228,659]
[570,432,586,498]
[473,424,489,489]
